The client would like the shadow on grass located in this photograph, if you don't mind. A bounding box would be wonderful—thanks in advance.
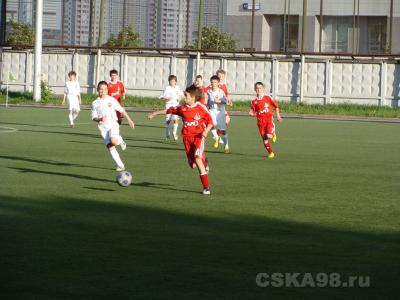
[9,167,114,183]
[0,155,111,171]
[0,195,398,300]
[134,181,199,194]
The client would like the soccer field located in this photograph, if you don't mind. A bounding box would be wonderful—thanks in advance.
[0,107,399,299]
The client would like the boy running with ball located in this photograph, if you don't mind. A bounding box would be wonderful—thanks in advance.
[91,81,135,171]
[148,85,213,195]
[249,82,282,158]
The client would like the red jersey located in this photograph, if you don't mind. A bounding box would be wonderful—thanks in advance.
[197,85,210,105]
[107,80,125,102]
[167,102,213,136]
[219,83,229,97]
[251,95,279,120]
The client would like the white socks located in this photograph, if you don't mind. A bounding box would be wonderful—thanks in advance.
[69,111,79,125]
[211,129,218,140]
[173,123,178,139]
[109,146,124,168]
[69,112,74,125]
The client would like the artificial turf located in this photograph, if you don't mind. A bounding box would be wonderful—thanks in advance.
[0,107,399,299]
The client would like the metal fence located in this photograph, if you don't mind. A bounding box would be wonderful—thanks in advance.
[1,47,399,107]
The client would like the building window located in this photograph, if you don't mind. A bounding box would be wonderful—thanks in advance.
[322,16,352,53]
[280,15,299,51]
[367,16,387,53]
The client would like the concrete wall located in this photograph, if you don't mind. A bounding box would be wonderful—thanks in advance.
[1,49,399,107]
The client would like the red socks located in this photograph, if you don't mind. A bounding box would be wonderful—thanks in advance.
[200,173,209,189]
[264,140,273,153]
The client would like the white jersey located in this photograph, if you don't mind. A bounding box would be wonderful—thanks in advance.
[207,88,227,112]
[91,95,125,129]
[64,80,80,98]
[160,85,183,108]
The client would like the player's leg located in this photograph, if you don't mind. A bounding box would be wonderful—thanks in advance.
[165,114,172,142]
[183,136,196,169]
[102,129,125,170]
[217,111,229,153]
[193,136,210,194]
[221,112,230,144]
[172,116,179,141]
[68,109,74,127]
[209,110,219,148]
[262,118,275,158]
[72,107,80,122]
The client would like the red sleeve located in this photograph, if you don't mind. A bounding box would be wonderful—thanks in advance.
[269,97,279,109]
[220,84,229,97]
[166,106,181,116]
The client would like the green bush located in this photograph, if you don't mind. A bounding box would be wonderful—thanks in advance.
[40,80,53,103]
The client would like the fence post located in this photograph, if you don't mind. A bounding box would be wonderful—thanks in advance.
[196,52,201,76]
[272,58,278,99]
[96,48,102,87]
[170,54,177,75]
[380,61,387,106]
[123,54,128,89]
[299,54,305,103]
[26,50,33,92]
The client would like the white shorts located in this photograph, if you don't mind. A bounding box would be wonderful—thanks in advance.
[165,104,179,122]
[67,95,80,111]
[99,124,120,145]
[210,109,226,131]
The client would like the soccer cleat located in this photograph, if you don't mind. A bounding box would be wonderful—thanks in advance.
[268,152,275,159]
[173,134,178,141]
[224,145,230,154]
[120,141,127,151]
[116,165,125,172]
[213,138,219,148]
[202,188,211,195]
[272,134,277,143]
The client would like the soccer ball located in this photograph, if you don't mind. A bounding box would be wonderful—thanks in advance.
[116,171,132,187]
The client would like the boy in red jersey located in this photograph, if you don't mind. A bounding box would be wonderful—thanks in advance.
[194,75,209,105]
[107,69,126,125]
[148,85,214,195]
[249,82,282,158]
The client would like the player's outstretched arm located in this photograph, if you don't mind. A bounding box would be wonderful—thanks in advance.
[248,109,255,116]
[122,111,135,129]
[147,109,168,120]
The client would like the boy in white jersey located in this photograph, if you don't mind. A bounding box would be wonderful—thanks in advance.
[91,81,135,171]
[160,75,184,141]
[62,71,81,127]
[207,75,230,153]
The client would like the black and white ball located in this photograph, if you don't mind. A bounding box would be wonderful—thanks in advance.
[116,171,132,187]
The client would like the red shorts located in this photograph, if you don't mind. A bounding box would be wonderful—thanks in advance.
[183,134,206,167]
[257,116,275,137]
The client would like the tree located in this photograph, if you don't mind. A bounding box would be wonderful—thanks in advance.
[193,26,237,51]
[105,26,142,47]
[6,19,34,46]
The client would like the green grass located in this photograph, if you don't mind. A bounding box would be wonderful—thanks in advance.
[1,90,400,118]
[0,107,399,299]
